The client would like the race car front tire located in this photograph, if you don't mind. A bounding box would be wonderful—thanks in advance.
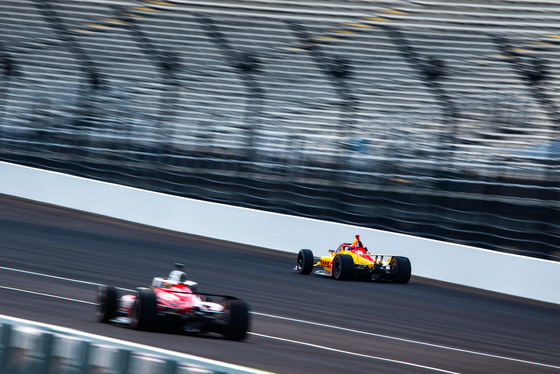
[131,290,158,331]
[296,249,314,275]
[333,254,354,281]
[96,285,117,323]
[390,256,412,284]
[223,299,250,341]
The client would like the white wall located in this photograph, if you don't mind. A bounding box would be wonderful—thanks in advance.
[1,161,559,305]
[0,314,267,374]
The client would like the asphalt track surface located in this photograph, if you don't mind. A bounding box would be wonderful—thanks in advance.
[1,194,559,374]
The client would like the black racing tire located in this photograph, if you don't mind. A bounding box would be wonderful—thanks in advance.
[332,254,354,281]
[131,290,158,331]
[296,249,314,275]
[223,299,250,341]
[391,256,412,284]
[96,286,118,323]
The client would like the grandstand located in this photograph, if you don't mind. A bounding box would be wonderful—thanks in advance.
[0,0,558,259]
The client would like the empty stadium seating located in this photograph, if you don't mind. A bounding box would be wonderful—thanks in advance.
[0,0,558,258]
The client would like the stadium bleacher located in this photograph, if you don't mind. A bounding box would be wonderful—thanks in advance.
[0,0,558,259]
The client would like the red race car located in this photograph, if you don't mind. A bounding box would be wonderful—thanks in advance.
[95,264,250,341]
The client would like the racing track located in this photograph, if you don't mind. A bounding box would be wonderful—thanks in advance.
[1,194,559,374]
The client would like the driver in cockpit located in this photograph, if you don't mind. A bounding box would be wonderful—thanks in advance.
[168,263,189,283]
[165,263,198,292]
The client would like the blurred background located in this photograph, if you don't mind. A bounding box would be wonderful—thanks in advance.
[0,0,558,260]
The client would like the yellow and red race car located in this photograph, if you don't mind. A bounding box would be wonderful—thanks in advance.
[295,243,411,283]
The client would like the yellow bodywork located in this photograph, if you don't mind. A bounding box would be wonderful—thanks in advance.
[315,244,391,274]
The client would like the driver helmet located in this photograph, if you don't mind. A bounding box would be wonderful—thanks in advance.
[168,263,189,284]
[178,272,188,283]
[354,235,363,247]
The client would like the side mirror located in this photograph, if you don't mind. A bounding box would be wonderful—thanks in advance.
[329,250,334,254]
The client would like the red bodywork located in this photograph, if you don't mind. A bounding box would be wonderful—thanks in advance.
[96,275,250,341]
[120,283,223,317]
[155,284,197,310]
[351,247,374,262]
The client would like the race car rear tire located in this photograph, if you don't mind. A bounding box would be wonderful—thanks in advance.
[131,290,158,331]
[296,249,314,275]
[391,256,412,284]
[223,299,250,341]
[333,254,354,281]
[96,285,117,323]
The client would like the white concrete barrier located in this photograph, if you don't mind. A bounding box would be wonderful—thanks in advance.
[0,315,270,374]
[1,161,559,305]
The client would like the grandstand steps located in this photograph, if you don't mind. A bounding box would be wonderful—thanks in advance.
[1,0,559,257]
